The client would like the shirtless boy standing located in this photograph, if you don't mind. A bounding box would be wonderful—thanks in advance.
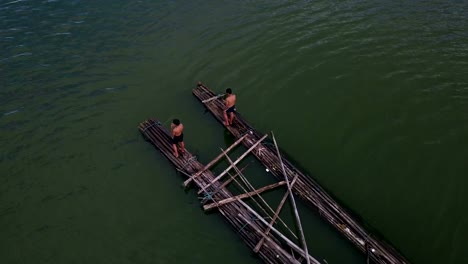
[223,88,236,126]
[171,119,185,157]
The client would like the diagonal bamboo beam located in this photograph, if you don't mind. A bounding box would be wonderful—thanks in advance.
[203,181,286,211]
[237,213,301,264]
[202,93,225,103]
[197,134,268,194]
[254,175,299,253]
[182,134,248,187]
[221,148,298,239]
[272,132,310,264]
[237,200,321,264]
[206,163,250,200]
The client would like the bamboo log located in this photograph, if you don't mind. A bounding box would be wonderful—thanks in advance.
[183,134,248,187]
[207,163,250,199]
[237,199,321,264]
[254,175,299,253]
[257,152,355,240]
[204,181,286,211]
[222,148,299,240]
[262,152,371,252]
[197,134,268,194]
[237,213,302,264]
[202,93,224,103]
[256,141,361,238]
[272,132,310,264]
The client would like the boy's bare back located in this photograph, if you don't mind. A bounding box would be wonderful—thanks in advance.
[226,94,236,108]
[172,123,183,136]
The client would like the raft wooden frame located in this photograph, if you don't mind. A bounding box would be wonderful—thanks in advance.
[192,82,410,264]
[138,119,320,264]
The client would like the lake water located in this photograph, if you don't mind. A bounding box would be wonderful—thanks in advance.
[1,1,467,263]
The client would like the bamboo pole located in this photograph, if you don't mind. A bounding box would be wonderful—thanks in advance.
[202,94,224,103]
[183,134,248,187]
[272,131,311,264]
[237,199,321,264]
[221,148,299,239]
[254,148,358,243]
[215,152,289,236]
[253,136,357,236]
[207,163,250,199]
[237,213,301,264]
[197,134,268,194]
[204,181,286,211]
[221,164,281,232]
[254,175,299,253]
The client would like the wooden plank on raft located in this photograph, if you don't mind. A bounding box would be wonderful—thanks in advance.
[203,181,287,211]
[254,175,299,253]
[272,132,311,264]
[197,134,268,194]
[183,134,248,187]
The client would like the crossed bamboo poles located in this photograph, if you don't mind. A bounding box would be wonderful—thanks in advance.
[183,132,315,264]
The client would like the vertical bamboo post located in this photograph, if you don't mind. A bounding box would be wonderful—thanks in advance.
[271,131,310,264]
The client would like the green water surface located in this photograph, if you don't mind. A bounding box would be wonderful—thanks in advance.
[1,1,468,263]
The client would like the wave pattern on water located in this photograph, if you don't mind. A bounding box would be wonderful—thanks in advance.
[179,1,468,263]
[1,0,468,264]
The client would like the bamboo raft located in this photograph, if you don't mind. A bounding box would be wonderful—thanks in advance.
[138,119,321,264]
[193,82,410,264]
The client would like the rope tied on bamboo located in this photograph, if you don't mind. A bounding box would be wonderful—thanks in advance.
[200,192,214,204]
[240,129,254,138]
[181,156,197,170]
[238,216,258,233]
[142,121,162,132]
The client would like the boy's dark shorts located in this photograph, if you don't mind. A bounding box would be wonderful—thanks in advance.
[172,133,184,144]
[226,105,236,113]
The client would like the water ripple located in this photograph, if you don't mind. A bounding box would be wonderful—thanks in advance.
[1,1,468,263]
